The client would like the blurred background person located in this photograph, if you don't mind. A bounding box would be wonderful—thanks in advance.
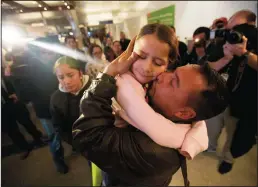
[104,46,116,63]
[64,35,87,73]
[85,44,108,79]
[112,40,122,57]
[183,27,211,65]
[90,32,103,48]
[2,70,44,160]
[120,31,131,51]
[105,37,113,47]
[204,10,257,174]
[170,25,187,66]
[80,27,91,50]
[7,37,63,173]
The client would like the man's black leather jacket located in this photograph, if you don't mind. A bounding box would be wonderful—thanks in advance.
[72,73,182,186]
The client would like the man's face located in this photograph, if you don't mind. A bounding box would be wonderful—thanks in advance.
[193,33,206,41]
[195,47,206,58]
[120,32,125,40]
[113,42,122,55]
[66,38,77,49]
[92,46,103,60]
[149,65,207,119]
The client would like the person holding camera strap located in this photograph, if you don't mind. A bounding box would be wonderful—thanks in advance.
[207,10,257,174]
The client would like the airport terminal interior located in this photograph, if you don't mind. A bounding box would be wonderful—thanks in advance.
[1,1,257,186]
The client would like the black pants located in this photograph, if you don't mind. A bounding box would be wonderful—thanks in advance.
[2,101,42,151]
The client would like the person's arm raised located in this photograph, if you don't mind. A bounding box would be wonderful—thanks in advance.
[116,75,191,149]
[224,36,258,71]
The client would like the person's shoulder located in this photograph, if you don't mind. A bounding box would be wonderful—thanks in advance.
[179,41,187,47]
[51,89,65,104]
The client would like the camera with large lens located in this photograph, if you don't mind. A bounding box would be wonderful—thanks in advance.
[210,29,243,44]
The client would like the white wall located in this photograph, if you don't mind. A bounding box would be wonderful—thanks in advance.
[112,1,257,42]
[174,1,257,42]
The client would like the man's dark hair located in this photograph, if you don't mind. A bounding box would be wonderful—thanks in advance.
[193,27,211,40]
[64,35,76,44]
[189,63,229,121]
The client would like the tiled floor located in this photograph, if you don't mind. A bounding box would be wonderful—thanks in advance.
[1,104,257,186]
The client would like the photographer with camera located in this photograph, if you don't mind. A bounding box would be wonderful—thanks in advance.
[206,10,257,174]
[183,27,211,66]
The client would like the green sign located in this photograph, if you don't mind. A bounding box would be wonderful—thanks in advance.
[147,5,175,26]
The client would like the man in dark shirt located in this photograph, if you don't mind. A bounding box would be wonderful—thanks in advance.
[206,10,257,174]
[183,27,210,66]
[120,31,131,52]
[2,73,43,160]
[72,39,229,186]
[64,35,86,73]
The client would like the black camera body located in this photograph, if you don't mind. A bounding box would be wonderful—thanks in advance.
[194,38,206,48]
[210,29,243,44]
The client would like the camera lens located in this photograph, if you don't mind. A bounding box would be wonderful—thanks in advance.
[226,30,243,44]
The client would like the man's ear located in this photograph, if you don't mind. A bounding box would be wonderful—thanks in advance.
[174,107,196,120]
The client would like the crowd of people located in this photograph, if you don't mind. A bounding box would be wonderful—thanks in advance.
[1,8,257,187]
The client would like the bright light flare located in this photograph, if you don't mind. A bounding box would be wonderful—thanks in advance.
[28,40,102,65]
[3,26,23,44]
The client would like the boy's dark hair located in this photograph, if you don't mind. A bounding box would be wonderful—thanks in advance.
[193,27,211,40]
[65,35,76,44]
[89,44,102,57]
[137,23,179,66]
[188,63,229,121]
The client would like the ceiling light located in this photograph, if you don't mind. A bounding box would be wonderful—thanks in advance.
[20,9,23,13]
[38,4,42,7]
[67,6,70,9]
[64,26,72,29]
[87,20,99,26]
[87,13,113,21]
[118,12,128,18]
[32,1,37,4]
[64,2,68,6]
[44,7,47,10]
[31,22,45,27]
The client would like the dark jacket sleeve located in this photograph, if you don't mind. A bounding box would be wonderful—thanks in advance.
[50,91,64,132]
[72,74,180,182]
[3,76,15,95]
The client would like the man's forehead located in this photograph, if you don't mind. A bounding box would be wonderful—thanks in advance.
[178,64,200,71]
[227,14,247,29]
